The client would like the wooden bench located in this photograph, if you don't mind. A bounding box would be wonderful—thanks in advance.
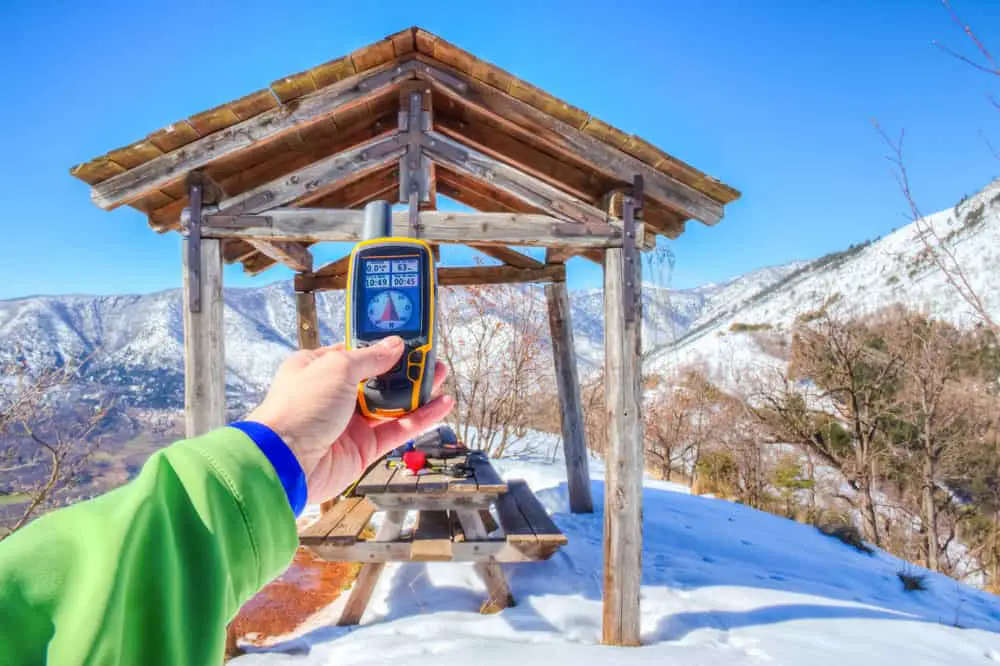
[300,454,567,625]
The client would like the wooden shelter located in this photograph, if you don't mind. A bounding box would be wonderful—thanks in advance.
[70,27,739,646]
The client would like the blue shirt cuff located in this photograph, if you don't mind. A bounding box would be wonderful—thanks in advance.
[229,421,307,517]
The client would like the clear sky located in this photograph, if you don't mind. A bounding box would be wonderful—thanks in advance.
[1,0,997,299]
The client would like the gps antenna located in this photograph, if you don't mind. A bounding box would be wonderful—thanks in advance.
[363,200,392,241]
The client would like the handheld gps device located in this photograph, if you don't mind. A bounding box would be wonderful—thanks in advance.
[346,201,437,419]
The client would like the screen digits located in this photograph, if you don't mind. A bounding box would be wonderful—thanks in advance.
[360,255,422,336]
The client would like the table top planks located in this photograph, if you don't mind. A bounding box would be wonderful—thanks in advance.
[353,451,508,497]
[300,497,363,545]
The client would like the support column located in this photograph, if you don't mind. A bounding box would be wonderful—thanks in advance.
[295,285,333,514]
[544,281,593,514]
[182,201,226,437]
[295,290,321,350]
[602,217,643,645]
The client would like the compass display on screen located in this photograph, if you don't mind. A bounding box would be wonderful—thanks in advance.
[366,290,414,331]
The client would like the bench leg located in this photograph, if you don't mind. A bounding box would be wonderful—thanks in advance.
[456,510,515,611]
[338,509,406,626]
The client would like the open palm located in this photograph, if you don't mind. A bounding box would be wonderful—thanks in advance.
[247,336,453,504]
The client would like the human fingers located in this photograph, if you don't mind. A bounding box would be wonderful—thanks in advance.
[276,348,324,374]
[430,361,448,397]
[313,336,404,382]
[371,395,455,457]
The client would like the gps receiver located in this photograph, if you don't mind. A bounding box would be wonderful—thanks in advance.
[345,201,437,419]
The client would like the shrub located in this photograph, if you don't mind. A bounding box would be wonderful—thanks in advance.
[814,515,874,555]
[897,570,928,592]
[694,450,739,498]
[886,275,900,285]
[729,322,773,333]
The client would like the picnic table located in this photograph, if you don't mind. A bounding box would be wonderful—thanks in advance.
[300,454,568,625]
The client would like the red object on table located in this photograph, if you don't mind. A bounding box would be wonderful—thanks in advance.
[403,450,427,473]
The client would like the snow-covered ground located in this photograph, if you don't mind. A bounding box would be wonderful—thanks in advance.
[235,433,1000,666]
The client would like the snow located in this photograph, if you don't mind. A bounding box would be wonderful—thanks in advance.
[234,431,1000,666]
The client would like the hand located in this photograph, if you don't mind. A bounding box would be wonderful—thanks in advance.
[247,336,453,503]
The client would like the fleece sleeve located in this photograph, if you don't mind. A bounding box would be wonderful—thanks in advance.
[0,427,299,666]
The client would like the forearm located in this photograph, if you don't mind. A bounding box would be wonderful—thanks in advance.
[0,427,299,666]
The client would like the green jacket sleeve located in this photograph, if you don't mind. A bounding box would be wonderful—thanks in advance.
[0,427,299,666]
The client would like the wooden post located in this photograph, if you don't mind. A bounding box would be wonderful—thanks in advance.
[338,509,406,625]
[182,221,226,436]
[295,290,321,350]
[602,245,643,646]
[295,286,334,514]
[544,281,593,514]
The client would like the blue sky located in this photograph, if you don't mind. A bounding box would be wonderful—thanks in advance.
[0,0,997,298]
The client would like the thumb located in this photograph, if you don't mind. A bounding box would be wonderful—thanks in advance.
[341,336,405,382]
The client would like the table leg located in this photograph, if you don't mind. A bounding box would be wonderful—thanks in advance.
[456,510,515,611]
[338,509,406,626]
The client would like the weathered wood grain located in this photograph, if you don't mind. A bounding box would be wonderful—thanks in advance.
[506,480,567,545]
[202,209,623,248]
[251,241,313,272]
[602,247,643,647]
[182,238,225,437]
[416,58,728,225]
[435,114,604,203]
[422,130,609,227]
[308,540,561,563]
[89,60,420,210]
[214,132,406,215]
[411,510,453,561]
[326,498,377,544]
[457,509,515,610]
[337,509,406,626]
[469,244,544,269]
[295,291,321,349]
[299,497,360,545]
[545,282,593,514]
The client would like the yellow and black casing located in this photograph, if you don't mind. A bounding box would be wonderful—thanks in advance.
[345,237,436,419]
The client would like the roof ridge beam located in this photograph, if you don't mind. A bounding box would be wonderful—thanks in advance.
[90,59,422,210]
[420,129,609,227]
[412,57,724,226]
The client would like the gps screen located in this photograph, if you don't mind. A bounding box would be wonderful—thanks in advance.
[358,256,422,336]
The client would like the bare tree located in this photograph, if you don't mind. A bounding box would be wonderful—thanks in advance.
[873,1,999,338]
[645,368,727,483]
[752,308,907,546]
[881,311,993,571]
[438,282,553,458]
[1,361,112,538]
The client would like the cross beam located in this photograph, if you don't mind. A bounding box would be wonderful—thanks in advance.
[296,263,565,291]
[201,209,629,248]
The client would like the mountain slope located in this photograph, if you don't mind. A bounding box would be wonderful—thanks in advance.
[647,180,1000,384]
[0,262,799,410]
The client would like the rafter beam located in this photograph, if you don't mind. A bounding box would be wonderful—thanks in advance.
[89,60,421,210]
[469,244,544,269]
[201,209,625,248]
[296,264,565,291]
[250,241,313,272]
[214,132,406,215]
[421,130,609,227]
[413,57,725,226]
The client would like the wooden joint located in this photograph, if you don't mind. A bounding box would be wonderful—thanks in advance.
[186,182,203,313]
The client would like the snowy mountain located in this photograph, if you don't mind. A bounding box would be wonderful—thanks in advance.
[232,436,1000,665]
[0,262,799,412]
[647,180,1000,386]
[3,179,996,411]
